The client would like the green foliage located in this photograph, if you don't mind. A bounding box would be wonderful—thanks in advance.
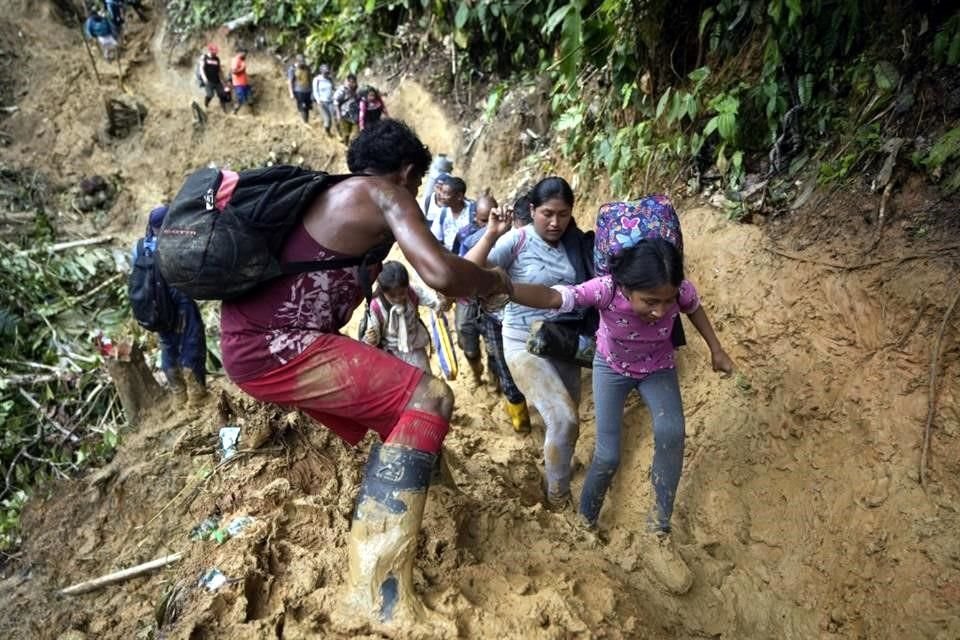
[0,204,130,549]
[913,126,960,193]
[0,491,27,551]
[933,14,960,66]
[163,1,960,202]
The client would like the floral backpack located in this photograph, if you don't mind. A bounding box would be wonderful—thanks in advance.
[593,194,683,276]
[594,194,686,347]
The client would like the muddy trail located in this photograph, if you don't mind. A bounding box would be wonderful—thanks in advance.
[2,6,960,640]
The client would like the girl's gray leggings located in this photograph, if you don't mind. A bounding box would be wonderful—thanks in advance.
[580,355,685,531]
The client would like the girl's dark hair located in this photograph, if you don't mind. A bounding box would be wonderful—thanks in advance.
[610,239,685,292]
[528,176,574,209]
[376,261,409,291]
[513,194,533,225]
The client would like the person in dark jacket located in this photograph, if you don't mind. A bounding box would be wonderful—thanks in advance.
[84,11,118,61]
[132,205,208,406]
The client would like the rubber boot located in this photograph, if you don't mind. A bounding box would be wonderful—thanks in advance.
[505,399,531,434]
[165,368,187,403]
[340,443,452,632]
[182,367,207,408]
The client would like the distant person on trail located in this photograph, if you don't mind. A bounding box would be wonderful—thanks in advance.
[199,44,230,112]
[84,10,118,61]
[358,87,388,131]
[132,205,208,407]
[230,48,252,114]
[333,73,360,144]
[508,235,734,595]
[287,54,312,123]
[361,261,443,373]
[103,0,125,40]
[422,154,453,224]
[312,64,336,136]
[218,119,511,630]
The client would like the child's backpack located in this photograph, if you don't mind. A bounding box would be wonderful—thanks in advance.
[156,166,390,301]
[594,194,683,276]
[129,231,177,332]
[356,290,425,345]
[594,194,686,346]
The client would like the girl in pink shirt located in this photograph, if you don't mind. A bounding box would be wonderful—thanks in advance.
[511,237,733,593]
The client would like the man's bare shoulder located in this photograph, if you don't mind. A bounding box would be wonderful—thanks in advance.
[322,174,402,206]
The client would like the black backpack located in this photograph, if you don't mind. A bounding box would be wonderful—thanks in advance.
[156,166,390,301]
[129,230,177,332]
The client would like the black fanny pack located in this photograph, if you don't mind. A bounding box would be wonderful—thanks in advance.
[526,314,686,368]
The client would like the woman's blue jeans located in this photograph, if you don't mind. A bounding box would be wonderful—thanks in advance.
[580,355,685,531]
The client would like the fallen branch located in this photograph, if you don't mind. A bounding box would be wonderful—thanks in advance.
[17,387,80,443]
[919,287,960,490]
[865,182,893,255]
[15,236,112,257]
[223,12,256,32]
[60,553,183,596]
[1,372,63,386]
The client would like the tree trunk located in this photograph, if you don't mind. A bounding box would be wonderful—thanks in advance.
[104,343,164,426]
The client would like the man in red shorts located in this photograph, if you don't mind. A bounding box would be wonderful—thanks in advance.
[220,119,509,631]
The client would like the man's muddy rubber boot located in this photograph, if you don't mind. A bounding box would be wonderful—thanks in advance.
[165,368,187,403]
[182,368,207,408]
[505,400,531,434]
[342,443,452,632]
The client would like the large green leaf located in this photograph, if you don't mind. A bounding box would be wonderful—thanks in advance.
[454,2,469,29]
[543,4,572,35]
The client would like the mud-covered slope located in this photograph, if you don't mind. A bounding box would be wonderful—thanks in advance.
[1,6,959,640]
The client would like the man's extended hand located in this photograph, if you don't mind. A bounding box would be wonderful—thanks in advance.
[479,267,513,312]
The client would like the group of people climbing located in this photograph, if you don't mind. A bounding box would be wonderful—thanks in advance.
[83,0,147,61]
[136,108,734,627]
[192,45,388,145]
[287,54,387,142]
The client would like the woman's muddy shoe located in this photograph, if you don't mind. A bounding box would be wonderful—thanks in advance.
[643,531,693,595]
[544,490,573,512]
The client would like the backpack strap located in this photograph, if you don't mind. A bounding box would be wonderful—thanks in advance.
[370,296,387,325]
[438,207,447,241]
[511,227,527,260]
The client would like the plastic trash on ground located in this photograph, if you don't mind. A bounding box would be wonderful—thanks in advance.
[189,515,221,541]
[212,515,255,544]
[199,568,228,591]
[218,426,240,459]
